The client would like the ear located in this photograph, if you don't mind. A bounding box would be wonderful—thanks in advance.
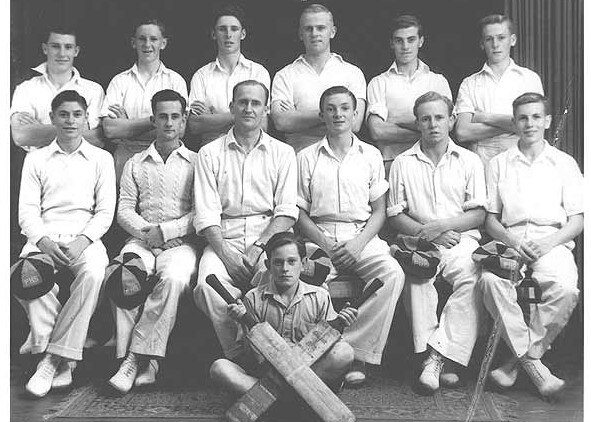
[42,42,48,56]
[418,36,425,49]
[479,39,485,51]
[49,111,54,122]
[318,110,324,120]
[544,114,552,129]
[510,33,516,47]
[73,45,80,58]
[264,259,270,270]
[449,113,456,130]
[240,28,246,40]
[150,115,156,126]
[130,37,136,49]
[330,25,337,39]
[161,37,168,50]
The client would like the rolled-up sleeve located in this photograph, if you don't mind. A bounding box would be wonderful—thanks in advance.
[86,85,105,130]
[194,148,223,234]
[100,77,123,118]
[453,78,475,115]
[349,66,367,101]
[386,157,407,217]
[366,75,388,121]
[368,150,389,202]
[18,153,47,245]
[463,155,487,211]
[272,147,298,220]
[562,156,584,216]
[270,70,293,106]
[82,152,116,241]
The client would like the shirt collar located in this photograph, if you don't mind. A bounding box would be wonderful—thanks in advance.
[480,58,524,77]
[388,59,430,76]
[128,61,170,78]
[47,137,91,159]
[225,127,270,152]
[294,52,343,66]
[262,279,316,308]
[213,54,252,72]
[32,62,82,84]
[506,140,558,165]
[317,133,366,160]
[141,141,192,163]
[407,137,461,162]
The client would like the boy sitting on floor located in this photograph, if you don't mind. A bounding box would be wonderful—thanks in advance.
[210,231,358,394]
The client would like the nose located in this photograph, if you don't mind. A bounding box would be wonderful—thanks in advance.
[65,114,74,124]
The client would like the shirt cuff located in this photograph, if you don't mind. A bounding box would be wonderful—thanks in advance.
[463,199,486,211]
[386,202,406,218]
[453,105,475,115]
[194,216,221,236]
[369,180,389,203]
[159,221,180,243]
[367,103,388,121]
[273,204,299,221]
[296,197,311,213]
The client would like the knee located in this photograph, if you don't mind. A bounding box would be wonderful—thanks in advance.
[479,271,503,294]
[552,282,579,304]
[327,341,354,370]
[210,358,231,382]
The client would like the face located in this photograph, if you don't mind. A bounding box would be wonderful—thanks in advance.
[415,100,455,146]
[230,84,268,132]
[480,22,516,65]
[213,15,245,55]
[50,101,88,142]
[268,243,303,293]
[513,102,551,146]
[151,100,186,143]
[390,26,423,66]
[299,11,336,54]
[132,24,167,63]
[319,93,357,136]
[42,33,79,72]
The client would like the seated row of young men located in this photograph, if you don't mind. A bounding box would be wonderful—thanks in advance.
[11,4,543,174]
[14,83,582,406]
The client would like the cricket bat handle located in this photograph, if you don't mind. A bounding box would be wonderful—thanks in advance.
[329,278,384,333]
[206,274,258,329]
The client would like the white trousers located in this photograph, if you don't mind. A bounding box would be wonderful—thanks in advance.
[193,216,269,359]
[113,238,198,359]
[404,236,481,366]
[17,236,108,360]
[480,233,579,359]
[310,222,405,365]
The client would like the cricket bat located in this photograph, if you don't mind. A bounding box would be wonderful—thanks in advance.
[206,274,358,422]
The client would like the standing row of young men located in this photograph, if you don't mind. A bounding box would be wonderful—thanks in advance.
[12,4,543,169]
[11,2,581,406]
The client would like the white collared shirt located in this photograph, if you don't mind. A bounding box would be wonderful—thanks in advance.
[454,59,544,144]
[387,139,486,240]
[194,129,298,235]
[118,142,198,242]
[11,63,105,130]
[18,138,116,245]
[367,60,452,160]
[271,53,367,151]
[485,140,583,230]
[297,135,388,224]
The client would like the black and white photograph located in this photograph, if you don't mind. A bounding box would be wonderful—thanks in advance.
[9,0,584,421]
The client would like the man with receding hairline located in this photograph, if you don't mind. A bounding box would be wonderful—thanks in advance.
[454,14,544,164]
[193,80,298,360]
[271,4,366,152]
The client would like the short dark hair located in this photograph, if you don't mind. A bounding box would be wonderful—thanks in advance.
[265,232,306,259]
[512,92,551,115]
[232,80,269,104]
[390,14,423,38]
[300,3,334,25]
[479,14,515,36]
[150,89,187,114]
[132,18,167,38]
[319,86,357,111]
[44,24,77,43]
[413,91,454,118]
[51,90,88,112]
[212,3,247,31]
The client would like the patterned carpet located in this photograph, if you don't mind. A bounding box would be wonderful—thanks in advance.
[47,372,518,421]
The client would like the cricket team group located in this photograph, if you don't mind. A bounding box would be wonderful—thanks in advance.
[10,2,583,407]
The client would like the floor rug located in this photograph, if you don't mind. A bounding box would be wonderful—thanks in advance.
[47,374,518,421]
